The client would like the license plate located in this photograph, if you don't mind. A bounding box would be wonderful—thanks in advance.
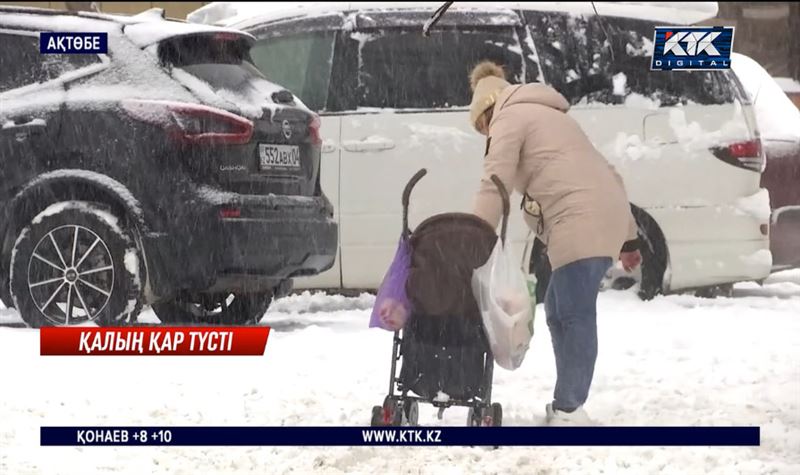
[259,144,301,170]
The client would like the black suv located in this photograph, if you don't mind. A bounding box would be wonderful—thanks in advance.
[0,7,337,327]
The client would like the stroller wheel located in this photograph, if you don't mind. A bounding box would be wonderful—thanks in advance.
[382,396,403,426]
[370,406,384,426]
[403,400,419,426]
[467,404,503,427]
[466,407,480,427]
[488,403,503,427]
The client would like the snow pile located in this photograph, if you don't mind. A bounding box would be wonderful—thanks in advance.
[608,132,662,162]
[433,391,450,403]
[624,93,661,110]
[667,107,750,152]
[124,249,141,290]
[735,188,772,222]
[406,123,473,152]
[1,272,800,473]
[739,249,773,269]
[268,290,374,314]
[612,72,627,96]
[625,36,654,57]
[731,53,800,142]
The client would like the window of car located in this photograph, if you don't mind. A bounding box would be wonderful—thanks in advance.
[525,12,738,106]
[339,26,524,110]
[0,31,102,93]
[249,31,336,112]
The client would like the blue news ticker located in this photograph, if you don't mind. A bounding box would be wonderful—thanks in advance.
[40,32,108,54]
[40,426,761,447]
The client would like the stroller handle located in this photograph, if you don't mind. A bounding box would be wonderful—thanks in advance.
[490,174,510,244]
[402,168,428,236]
[401,169,511,241]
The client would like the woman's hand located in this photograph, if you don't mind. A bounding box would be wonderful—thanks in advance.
[619,250,643,272]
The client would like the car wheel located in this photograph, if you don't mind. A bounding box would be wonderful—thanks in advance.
[528,207,668,301]
[528,238,550,303]
[10,202,143,327]
[694,284,734,299]
[1,271,14,309]
[633,208,668,301]
[152,291,272,326]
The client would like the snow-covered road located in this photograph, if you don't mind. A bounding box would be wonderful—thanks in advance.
[1,272,799,474]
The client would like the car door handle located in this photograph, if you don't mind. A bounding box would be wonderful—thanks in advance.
[342,137,395,152]
[2,119,46,135]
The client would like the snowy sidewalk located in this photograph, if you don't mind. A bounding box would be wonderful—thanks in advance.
[1,272,799,474]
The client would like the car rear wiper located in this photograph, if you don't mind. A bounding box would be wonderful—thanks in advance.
[423,1,454,37]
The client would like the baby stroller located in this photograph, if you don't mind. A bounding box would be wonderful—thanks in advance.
[370,168,510,427]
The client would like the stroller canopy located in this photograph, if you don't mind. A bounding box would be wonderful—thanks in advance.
[407,212,497,319]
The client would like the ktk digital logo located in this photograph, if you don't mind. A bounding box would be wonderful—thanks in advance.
[651,26,734,71]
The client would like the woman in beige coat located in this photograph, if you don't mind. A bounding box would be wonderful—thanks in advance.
[469,62,642,425]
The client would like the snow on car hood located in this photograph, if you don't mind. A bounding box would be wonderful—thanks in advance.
[187,1,718,27]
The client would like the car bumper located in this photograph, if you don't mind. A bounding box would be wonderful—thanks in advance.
[650,205,772,291]
[142,194,337,298]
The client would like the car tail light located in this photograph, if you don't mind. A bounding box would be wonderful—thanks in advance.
[219,207,241,219]
[122,100,253,145]
[214,32,242,42]
[710,138,764,172]
[308,114,322,147]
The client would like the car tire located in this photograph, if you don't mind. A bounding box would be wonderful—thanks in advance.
[528,207,668,302]
[10,202,143,327]
[633,208,668,301]
[152,291,272,326]
[694,284,734,299]
[1,271,14,309]
[528,237,551,304]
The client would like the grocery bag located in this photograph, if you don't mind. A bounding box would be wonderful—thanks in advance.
[369,237,412,331]
[471,239,535,370]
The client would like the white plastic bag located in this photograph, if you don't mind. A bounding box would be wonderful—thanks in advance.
[471,239,535,370]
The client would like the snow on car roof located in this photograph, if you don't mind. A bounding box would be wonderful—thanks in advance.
[187,2,718,28]
[0,10,123,33]
[0,6,253,47]
[731,53,800,143]
[123,18,255,48]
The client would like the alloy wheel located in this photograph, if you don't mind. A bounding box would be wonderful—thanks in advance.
[27,225,114,325]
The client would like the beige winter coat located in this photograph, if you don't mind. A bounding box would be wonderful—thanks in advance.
[473,83,637,270]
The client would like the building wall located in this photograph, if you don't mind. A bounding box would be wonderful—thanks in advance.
[711,2,799,79]
[710,2,800,107]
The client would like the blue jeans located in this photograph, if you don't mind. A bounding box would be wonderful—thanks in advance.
[544,256,613,412]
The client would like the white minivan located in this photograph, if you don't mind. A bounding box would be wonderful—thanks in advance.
[190,2,772,299]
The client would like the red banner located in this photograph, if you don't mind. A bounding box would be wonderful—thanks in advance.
[40,327,270,356]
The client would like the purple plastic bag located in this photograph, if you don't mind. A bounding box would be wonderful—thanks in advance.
[369,237,412,331]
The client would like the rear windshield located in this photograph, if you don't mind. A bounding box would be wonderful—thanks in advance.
[157,33,290,115]
[157,34,263,91]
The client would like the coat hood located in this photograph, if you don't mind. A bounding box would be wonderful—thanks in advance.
[499,83,570,113]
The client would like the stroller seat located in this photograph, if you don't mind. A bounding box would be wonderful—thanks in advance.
[371,169,510,428]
